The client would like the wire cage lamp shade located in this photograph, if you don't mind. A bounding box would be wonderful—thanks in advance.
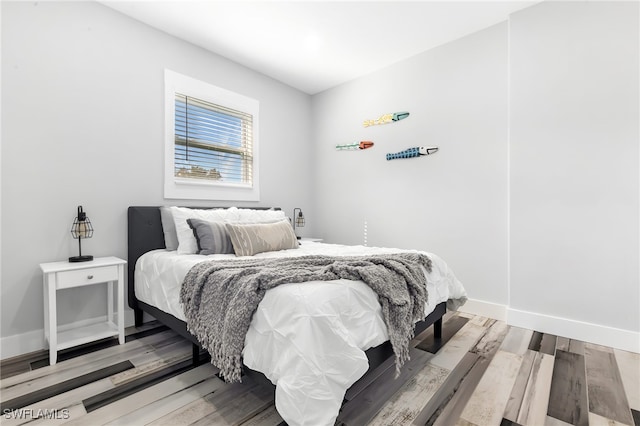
[293,208,305,239]
[69,205,94,262]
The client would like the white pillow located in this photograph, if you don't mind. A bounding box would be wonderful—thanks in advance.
[170,207,230,254]
[213,206,284,222]
[235,208,286,223]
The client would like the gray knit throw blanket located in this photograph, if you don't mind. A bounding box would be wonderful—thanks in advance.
[179,253,432,383]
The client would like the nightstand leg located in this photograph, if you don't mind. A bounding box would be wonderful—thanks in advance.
[117,264,124,344]
[107,281,114,325]
[48,275,57,365]
[43,275,49,343]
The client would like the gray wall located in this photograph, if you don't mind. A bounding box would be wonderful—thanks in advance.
[312,22,510,308]
[312,1,639,342]
[509,1,639,331]
[1,1,313,354]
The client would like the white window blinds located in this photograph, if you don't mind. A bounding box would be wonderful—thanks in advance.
[164,70,259,201]
[174,94,253,185]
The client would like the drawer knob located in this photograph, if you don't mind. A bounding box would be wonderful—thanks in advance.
[87,275,94,279]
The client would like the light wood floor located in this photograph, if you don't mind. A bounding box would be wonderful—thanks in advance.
[1,312,638,426]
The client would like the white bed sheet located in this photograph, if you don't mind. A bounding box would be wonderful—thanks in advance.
[135,242,466,426]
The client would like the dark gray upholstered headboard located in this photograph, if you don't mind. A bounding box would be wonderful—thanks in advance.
[128,207,165,312]
[126,206,278,311]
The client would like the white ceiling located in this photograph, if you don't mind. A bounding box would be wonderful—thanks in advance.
[100,1,537,94]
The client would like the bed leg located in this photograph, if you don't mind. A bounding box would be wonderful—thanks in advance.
[434,317,443,339]
[192,343,200,366]
[134,308,144,327]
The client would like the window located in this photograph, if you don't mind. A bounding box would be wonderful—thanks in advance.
[175,94,253,184]
[164,70,259,201]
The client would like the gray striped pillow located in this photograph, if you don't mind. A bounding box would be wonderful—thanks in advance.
[225,220,299,256]
[187,218,235,255]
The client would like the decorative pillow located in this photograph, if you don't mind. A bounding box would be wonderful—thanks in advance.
[187,218,234,255]
[225,220,299,256]
[170,206,230,254]
[160,206,179,251]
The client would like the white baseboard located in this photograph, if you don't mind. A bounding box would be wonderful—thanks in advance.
[453,299,639,354]
[1,311,136,361]
[507,308,640,354]
[457,298,508,321]
[0,328,46,361]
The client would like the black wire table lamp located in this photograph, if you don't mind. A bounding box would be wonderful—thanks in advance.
[69,205,94,262]
[293,208,305,239]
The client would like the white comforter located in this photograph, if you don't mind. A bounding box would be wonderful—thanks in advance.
[135,242,466,426]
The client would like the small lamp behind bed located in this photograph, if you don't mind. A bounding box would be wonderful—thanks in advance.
[69,205,94,262]
[293,208,305,239]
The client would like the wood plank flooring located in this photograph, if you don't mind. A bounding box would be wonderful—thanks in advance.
[1,314,638,426]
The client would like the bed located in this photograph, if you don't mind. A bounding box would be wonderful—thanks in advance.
[127,206,467,426]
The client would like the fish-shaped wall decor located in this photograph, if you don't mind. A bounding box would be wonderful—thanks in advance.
[363,111,409,127]
[386,146,438,160]
[335,141,374,151]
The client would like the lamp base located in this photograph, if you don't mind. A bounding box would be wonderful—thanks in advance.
[69,255,93,263]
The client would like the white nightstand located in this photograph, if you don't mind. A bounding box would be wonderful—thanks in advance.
[299,237,323,243]
[40,256,126,365]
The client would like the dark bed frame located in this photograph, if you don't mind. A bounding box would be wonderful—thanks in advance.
[127,206,445,375]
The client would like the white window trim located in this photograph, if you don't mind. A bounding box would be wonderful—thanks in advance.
[164,69,260,201]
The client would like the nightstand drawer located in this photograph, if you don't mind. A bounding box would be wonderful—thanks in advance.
[56,266,118,289]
